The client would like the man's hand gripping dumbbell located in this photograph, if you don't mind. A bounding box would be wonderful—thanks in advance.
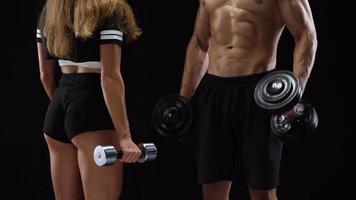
[254,70,319,141]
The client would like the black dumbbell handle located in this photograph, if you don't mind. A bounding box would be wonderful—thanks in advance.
[277,102,305,121]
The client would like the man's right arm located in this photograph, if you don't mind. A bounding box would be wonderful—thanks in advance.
[179,1,210,99]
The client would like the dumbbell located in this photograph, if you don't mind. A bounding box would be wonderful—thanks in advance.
[93,143,157,167]
[254,70,319,141]
[152,94,193,139]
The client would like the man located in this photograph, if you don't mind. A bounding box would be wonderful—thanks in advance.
[179,0,317,199]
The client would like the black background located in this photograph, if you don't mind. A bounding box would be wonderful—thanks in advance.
[0,0,355,200]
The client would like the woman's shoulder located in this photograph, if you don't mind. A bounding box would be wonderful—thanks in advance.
[98,10,122,30]
[37,6,47,29]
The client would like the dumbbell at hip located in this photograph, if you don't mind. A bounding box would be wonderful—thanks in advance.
[254,70,319,141]
[93,143,157,167]
[254,70,303,113]
[270,101,319,141]
[152,94,193,139]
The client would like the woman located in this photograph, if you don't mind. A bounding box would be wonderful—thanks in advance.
[36,0,142,199]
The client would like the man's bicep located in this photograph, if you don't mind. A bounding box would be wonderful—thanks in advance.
[193,2,211,50]
[279,0,316,39]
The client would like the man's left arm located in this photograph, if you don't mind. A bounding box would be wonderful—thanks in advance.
[279,0,318,91]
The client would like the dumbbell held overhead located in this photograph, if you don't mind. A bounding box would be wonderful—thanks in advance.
[94,143,157,167]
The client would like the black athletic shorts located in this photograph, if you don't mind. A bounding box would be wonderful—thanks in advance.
[43,73,115,143]
[192,70,283,189]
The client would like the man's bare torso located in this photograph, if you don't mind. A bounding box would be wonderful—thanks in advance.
[204,0,285,76]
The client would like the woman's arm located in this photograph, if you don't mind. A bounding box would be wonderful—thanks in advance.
[37,42,58,99]
[100,44,130,138]
[100,44,141,163]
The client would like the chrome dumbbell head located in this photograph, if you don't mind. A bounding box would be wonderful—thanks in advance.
[93,145,118,167]
[137,143,158,163]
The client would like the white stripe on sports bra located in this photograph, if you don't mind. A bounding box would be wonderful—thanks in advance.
[100,35,123,41]
[100,30,123,36]
[58,60,101,69]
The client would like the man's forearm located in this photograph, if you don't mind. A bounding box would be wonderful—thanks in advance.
[180,40,209,99]
[293,31,318,91]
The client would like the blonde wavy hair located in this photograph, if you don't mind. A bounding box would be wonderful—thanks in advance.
[40,0,141,58]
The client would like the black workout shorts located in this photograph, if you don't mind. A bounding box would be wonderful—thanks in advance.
[43,73,115,143]
[192,70,283,189]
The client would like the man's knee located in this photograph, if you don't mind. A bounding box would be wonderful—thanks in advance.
[203,181,231,200]
[249,188,277,200]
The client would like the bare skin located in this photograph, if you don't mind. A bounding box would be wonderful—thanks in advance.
[44,135,84,200]
[60,65,101,74]
[180,0,317,99]
[71,130,124,200]
[179,0,317,199]
[37,42,141,199]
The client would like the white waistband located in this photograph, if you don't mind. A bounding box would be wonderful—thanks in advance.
[58,60,101,69]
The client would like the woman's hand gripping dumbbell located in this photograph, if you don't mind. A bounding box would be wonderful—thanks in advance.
[94,143,157,167]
